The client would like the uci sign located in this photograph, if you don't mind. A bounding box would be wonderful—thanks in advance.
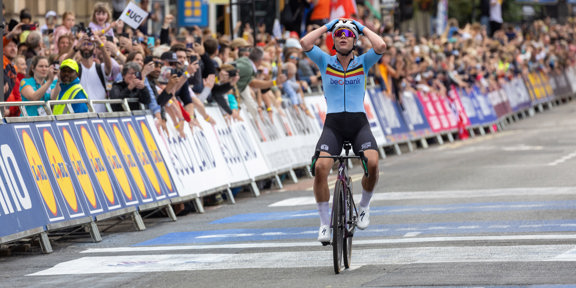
[119,2,149,29]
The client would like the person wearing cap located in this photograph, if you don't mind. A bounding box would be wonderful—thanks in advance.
[230,38,251,60]
[52,59,89,115]
[40,10,58,35]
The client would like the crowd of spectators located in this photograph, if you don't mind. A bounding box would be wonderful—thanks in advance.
[2,2,576,138]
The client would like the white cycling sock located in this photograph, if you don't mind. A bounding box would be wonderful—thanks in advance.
[359,189,373,208]
[317,202,330,226]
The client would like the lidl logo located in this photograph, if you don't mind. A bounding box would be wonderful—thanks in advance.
[128,123,161,195]
[97,124,133,201]
[140,122,173,192]
[21,130,58,216]
[113,124,147,199]
[62,127,98,209]
[80,126,115,205]
[42,128,78,212]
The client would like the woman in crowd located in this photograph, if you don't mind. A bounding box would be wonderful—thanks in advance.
[19,56,58,116]
[109,62,151,112]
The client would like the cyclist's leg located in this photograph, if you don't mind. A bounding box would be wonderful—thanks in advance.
[352,116,379,229]
[314,122,341,241]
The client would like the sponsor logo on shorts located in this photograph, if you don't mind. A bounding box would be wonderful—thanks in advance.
[361,142,372,150]
[320,144,329,151]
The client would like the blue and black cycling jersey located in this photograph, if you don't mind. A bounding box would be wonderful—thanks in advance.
[305,46,382,114]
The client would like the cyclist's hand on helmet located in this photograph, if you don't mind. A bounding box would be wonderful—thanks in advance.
[351,19,365,34]
[325,18,339,32]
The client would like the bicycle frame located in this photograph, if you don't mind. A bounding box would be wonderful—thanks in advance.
[310,142,369,273]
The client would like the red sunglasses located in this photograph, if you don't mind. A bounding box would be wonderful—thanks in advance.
[333,28,356,38]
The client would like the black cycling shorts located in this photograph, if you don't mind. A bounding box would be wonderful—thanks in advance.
[315,112,377,156]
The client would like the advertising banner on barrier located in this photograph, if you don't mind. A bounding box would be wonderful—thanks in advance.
[565,66,576,94]
[14,122,92,224]
[241,108,295,173]
[304,95,328,132]
[106,118,174,203]
[280,102,322,166]
[363,90,388,146]
[539,72,556,99]
[458,86,498,126]
[550,71,571,98]
[368,88,411,142]
[399,90,434,138]
[487,88,512,119]
[417,91,455,132]
[152,111,231,197]
[134,116,178,198]
[0,124,47,238]
[527,72,553,104]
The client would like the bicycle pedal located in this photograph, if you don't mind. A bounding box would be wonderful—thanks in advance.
[321,241,330,246]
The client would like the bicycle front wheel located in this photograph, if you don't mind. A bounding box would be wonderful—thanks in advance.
[332,179,345,274]
[343,181,354,269]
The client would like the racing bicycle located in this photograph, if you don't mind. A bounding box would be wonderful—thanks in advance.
[311,141,369,274]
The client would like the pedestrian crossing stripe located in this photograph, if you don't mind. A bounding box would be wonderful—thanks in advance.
[29,244,576,275]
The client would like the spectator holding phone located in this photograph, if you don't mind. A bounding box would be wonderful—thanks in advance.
[19,56,58,116]
[109,62,151,111]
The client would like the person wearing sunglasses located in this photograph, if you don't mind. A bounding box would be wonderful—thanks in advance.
[300,18,387,243]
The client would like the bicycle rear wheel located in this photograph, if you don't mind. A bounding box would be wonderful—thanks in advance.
[343,181,354,269]
[332,179,344,274]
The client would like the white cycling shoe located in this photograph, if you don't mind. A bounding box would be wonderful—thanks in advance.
[357,206,370,230]
[317,224,331,243]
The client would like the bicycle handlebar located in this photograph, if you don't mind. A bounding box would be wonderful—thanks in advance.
[310,150,369,178]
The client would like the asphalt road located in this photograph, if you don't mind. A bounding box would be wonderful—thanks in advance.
[2,100,576,288]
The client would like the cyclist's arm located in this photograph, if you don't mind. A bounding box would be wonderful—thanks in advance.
[362,27,387,55]
[300,25,328,52]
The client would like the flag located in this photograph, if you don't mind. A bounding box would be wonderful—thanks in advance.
[119,1,149,29]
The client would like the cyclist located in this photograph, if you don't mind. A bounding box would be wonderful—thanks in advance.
[300,18,387,242]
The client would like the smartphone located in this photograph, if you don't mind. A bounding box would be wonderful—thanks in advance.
[106,35,114,42]
[158,66,172,84]
[228,69,237,77]
[170,68,182,77]
[186,42,194,49]
[194,35,202,44]
[22,24,33,31]
[147,36,155,49]
[53,61,60,70]
[135,71,142,80]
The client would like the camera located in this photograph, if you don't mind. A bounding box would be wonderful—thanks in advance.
[170,68,182,77]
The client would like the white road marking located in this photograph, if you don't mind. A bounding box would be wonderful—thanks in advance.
[270,187,576,207]
[81,234,576,254]
[30,244,576,275]
[548,151,576,166]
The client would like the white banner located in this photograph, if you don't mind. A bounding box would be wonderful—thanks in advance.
[119,2,149,29]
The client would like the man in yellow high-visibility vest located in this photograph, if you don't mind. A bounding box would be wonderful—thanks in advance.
[52,59,89,115]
